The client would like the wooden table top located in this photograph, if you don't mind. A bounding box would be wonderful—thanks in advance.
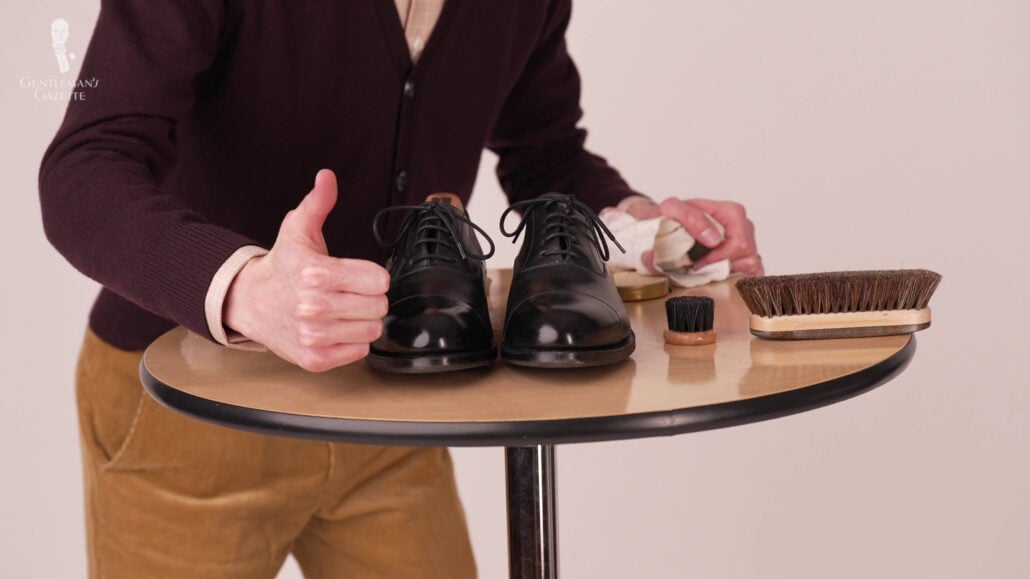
[142,270,914,446]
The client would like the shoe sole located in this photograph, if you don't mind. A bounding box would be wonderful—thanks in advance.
[366,346,498,374]
[501,333,635,369]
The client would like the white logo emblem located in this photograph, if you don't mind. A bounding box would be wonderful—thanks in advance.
[51,18,75,74]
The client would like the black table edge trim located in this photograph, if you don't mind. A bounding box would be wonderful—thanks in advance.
[141,336,915,447]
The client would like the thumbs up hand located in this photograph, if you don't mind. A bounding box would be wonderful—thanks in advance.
[224,169,391,372]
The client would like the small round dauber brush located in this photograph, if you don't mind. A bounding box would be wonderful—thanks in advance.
[664,296,716,346]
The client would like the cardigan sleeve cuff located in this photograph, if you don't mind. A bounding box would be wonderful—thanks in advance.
[204,245,269,351]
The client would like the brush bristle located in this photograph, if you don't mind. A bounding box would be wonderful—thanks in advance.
[735,269,941,317]
[665,296,715,332]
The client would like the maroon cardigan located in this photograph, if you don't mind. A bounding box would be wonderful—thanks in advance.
[39,0,640,351]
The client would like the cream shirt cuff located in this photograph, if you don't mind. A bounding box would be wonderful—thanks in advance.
[616,195,655,214]
[205,245,269,351]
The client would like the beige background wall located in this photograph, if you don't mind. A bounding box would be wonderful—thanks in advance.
[2,1,1028,577]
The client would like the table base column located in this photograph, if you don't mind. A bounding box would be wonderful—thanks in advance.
[505,445,558,579]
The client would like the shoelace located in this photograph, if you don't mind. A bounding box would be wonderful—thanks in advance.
[373,202,495,266]
[499,193,625,261]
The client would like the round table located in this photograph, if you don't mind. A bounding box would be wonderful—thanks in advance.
[141,271,914,578]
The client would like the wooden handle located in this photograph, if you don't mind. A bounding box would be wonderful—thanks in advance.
[749,308,932,340]
[664,329,716,346]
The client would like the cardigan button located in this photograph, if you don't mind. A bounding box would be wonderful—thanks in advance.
[403,80,415,98]
[395,170,409,192]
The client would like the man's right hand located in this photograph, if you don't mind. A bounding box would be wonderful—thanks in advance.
[224,169,391,372]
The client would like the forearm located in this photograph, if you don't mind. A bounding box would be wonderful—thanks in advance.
[39,138,259,339]
[495,136,643,211]
[38,0,260,340]
[488,0,644,212]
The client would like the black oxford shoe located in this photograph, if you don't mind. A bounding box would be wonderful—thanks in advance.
[367,194,497,373]
[500,193,635,368]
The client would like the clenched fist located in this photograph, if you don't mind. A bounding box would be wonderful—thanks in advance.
[224,169,390,372]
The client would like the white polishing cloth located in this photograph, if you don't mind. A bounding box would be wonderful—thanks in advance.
[600,208,730,289]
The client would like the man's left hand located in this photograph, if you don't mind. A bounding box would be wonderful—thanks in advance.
[623,197,764,276]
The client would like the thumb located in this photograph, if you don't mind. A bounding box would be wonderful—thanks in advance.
[280,169,338,253]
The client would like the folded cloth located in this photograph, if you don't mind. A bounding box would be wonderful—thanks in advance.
[600,208,731,289]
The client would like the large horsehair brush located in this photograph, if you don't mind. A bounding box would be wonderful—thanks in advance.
[735,269,942,340]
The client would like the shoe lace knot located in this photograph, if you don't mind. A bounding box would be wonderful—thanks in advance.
[373,201,495,266]
[499,193,625,262]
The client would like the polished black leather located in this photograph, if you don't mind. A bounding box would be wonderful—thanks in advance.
[500,194,635,367]
[367,199,496,373]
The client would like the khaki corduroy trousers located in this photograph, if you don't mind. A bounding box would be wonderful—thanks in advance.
[75,329,476,578]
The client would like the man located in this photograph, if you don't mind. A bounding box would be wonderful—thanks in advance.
[40,1,761,577]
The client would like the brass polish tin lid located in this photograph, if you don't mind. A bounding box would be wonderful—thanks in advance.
[615,272,670,302]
